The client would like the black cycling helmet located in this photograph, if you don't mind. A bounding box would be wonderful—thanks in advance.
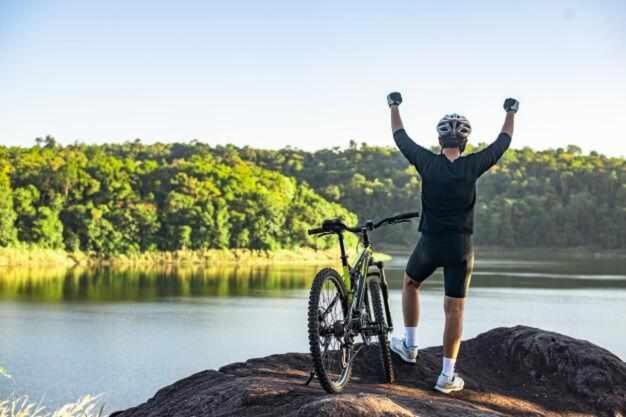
[437,113,472,153]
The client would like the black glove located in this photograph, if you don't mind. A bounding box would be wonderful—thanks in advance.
[387,92,402,107]
[503,98,519,113]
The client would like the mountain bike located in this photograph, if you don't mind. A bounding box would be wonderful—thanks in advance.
[305,211,420,393]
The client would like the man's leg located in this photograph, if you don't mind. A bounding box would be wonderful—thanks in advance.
[391,273,424,362]
[443,296,465,360]
[402,239,435,335]
[435,247,473,393]
[402,273,421,348]
[434,296,466,393]
[391,240,435,363]
[403,272,421,328]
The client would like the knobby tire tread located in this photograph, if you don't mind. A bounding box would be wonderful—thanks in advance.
[367,274,395,384]
[307,267,350,394]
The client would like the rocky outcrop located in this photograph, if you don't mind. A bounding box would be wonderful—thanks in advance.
[111,326,626,417]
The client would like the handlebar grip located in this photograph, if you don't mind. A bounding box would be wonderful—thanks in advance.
[307,228,325,236]
[393,211,420,221]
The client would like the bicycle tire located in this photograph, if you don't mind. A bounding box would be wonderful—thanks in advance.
[307,267,352,393]
[366,273,395,383]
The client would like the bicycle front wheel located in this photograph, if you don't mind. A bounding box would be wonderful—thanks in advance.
[307,267,352,393]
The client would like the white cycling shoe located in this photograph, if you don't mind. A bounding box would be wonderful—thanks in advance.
[390,336,418,364]
[434,373,465,394]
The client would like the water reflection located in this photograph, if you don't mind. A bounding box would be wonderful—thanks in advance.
[0,254,625,303]
[0,264,326,302]
[1,255,625,411]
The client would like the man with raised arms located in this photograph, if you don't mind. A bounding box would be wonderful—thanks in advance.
[387,92,519,393]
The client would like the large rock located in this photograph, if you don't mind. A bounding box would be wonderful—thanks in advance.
[111,326,626,417]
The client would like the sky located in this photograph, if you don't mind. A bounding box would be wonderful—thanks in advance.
[1,0,626,156]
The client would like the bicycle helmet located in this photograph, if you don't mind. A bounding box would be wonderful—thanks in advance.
[436,113,472,152]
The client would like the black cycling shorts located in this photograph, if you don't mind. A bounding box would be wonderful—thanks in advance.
[405,233,474,298]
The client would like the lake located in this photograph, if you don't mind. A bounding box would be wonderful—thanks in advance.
[1,251,625,413]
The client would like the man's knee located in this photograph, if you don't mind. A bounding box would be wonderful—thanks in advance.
[404,272,422,289]
[444,297,465,317]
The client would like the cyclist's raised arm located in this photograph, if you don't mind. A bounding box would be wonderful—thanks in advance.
[389,97,405,133]
[471,98,519,177]
[501,105,515,138]
[387,93,433,171]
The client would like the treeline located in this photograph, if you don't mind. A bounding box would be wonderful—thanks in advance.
[0,136,624,255]
[214,141,626,249]
[0,136,354,255]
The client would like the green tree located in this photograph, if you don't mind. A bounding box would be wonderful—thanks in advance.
[0,138,623,254]
[0,159,17,246]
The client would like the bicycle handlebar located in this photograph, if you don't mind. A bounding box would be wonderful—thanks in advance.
[307,211,420,236]
[388,211,420,222]
[373,211,420,228]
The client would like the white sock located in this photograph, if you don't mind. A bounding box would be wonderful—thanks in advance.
[442,357,456,377]
[404,327,418,347]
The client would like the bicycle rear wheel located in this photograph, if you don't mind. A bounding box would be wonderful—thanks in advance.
[366,272,395,383]
[307,267,352,393]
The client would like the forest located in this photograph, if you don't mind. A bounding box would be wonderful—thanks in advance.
[0,135,624,256]
[224,141,625,249]
[0,136,354,255]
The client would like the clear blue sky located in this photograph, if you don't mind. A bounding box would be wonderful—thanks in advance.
[1,0,625,156]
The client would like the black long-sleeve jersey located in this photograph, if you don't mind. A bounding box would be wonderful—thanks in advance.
[393,129,511,235]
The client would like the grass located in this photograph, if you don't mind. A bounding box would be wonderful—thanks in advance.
[0,396,104,417]
[101,247,340,266]
[0,247,80,268]
[0,246,343,268]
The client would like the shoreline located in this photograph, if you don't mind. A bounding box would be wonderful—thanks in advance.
[380,243,626,260]
[0,247,341,269]
[1,244,624,270]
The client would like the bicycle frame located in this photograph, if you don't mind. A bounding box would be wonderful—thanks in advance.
[305,211,417,389]
[336,230,394,334]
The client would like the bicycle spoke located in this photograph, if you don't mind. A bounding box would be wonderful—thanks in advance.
[320,294,340,321]
[321,283,344,377]
[309,269,354,391]
[321,337,331,358]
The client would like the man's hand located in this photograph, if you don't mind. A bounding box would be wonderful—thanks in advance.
[387,92,403,107]
[388,92,404,133]
[503,98,519,113]
[501,98,517,137]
